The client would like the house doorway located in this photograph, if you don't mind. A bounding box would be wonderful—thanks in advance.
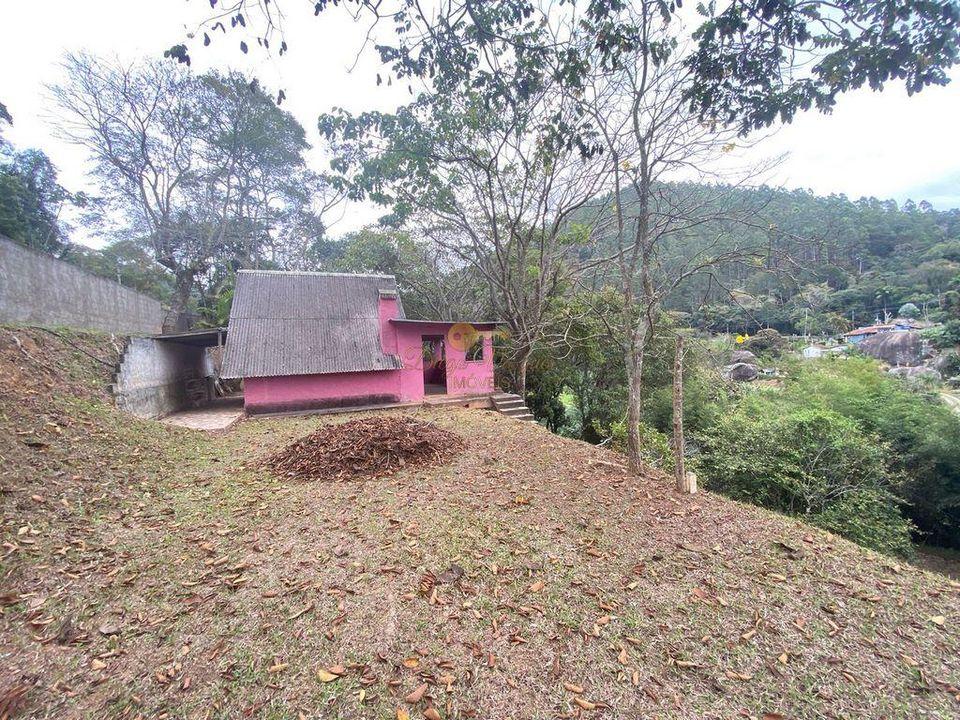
[422,335,447,395]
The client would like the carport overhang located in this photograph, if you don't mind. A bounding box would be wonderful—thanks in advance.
[150,327,227,348]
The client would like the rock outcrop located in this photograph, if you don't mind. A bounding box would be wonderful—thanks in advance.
[858,331,925,366]
[727,362,759,382]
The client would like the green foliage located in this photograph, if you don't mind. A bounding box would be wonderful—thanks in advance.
[647,187,960,335]
[330,229,402,275]
[609,421,674,469]
[68,240,174,303]
[923,320,960,350]
[522,291,626,441]
[524,364,568,434]
[189,1,958,137]
[737,357,960,548]
[698,401,914,555]
[644,368,726,439]
[813,490,916,558]
[744,328,786,357]
[0,148,72,254]
[898,302,920,319]
[687,0,959,132]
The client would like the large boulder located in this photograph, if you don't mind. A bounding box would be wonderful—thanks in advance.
[858,331,925,366]
[932,350,960,376]
[727,362,759,382]
[731,349,758,364]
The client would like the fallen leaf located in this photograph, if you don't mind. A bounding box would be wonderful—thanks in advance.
[406,683,428,704]
[573,697,597,710]
[563,682,584,694]
[423,708,442,720]
[929,615,946,627]
[317,668,340,683]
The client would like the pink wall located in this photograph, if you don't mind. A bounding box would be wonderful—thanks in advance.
[244,370,401,414]
[393,322,495,400]
[242,296,495,413]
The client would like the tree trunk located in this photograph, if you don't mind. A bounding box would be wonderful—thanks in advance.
[673,336,695,493]
[624,328,645,473]
[514,349,530,400]
[167,270,196,332]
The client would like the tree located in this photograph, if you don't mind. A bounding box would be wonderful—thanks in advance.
[68,240,175,302]
[576,5,772,470]
[320,68,611,396]
[328,228,489,322]
[898,302,921,319]
[51,54,335,328]
[0,100,11,143]
[0,147,73,255]
[175,0,958,134]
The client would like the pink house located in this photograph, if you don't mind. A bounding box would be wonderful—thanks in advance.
[221,270,499,415]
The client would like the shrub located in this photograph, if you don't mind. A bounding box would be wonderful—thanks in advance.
[698,401,915,555]
[745,328,786,357]
[781,357,960,547]
[923,319,960,350]
[812,489,915,557]
[609,420,674,468]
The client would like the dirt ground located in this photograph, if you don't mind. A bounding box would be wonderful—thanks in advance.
[1,327,959,719]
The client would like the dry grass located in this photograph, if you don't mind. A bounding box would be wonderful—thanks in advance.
[1,327,959,720]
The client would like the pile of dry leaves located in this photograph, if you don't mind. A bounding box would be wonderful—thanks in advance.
[262,414,465,482]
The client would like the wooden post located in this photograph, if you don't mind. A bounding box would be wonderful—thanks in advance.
[673,336,695,493]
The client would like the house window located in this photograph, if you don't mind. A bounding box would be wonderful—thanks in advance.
[466,337,484,362]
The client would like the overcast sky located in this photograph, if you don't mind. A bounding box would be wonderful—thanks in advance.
[2,1,958,249]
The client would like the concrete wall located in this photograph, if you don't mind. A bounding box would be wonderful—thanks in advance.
[113,338,208,418]
[0,236,164,333]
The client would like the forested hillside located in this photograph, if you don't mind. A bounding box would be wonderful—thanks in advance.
[580,184,960,337]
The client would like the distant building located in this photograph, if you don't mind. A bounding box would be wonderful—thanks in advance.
[844,318,925,344]
[802,344,846,359]
[843,324,893,344]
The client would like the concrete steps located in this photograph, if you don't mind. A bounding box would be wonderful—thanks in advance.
[492,393,535,422]
[109,337,132,395]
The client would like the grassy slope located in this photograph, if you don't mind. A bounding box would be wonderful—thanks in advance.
[1,327,959,720]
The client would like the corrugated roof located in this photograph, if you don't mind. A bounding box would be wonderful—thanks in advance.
[221,270,405,379]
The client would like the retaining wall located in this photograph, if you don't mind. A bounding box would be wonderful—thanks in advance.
[113,338,209,418]
[0,236,164,334]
